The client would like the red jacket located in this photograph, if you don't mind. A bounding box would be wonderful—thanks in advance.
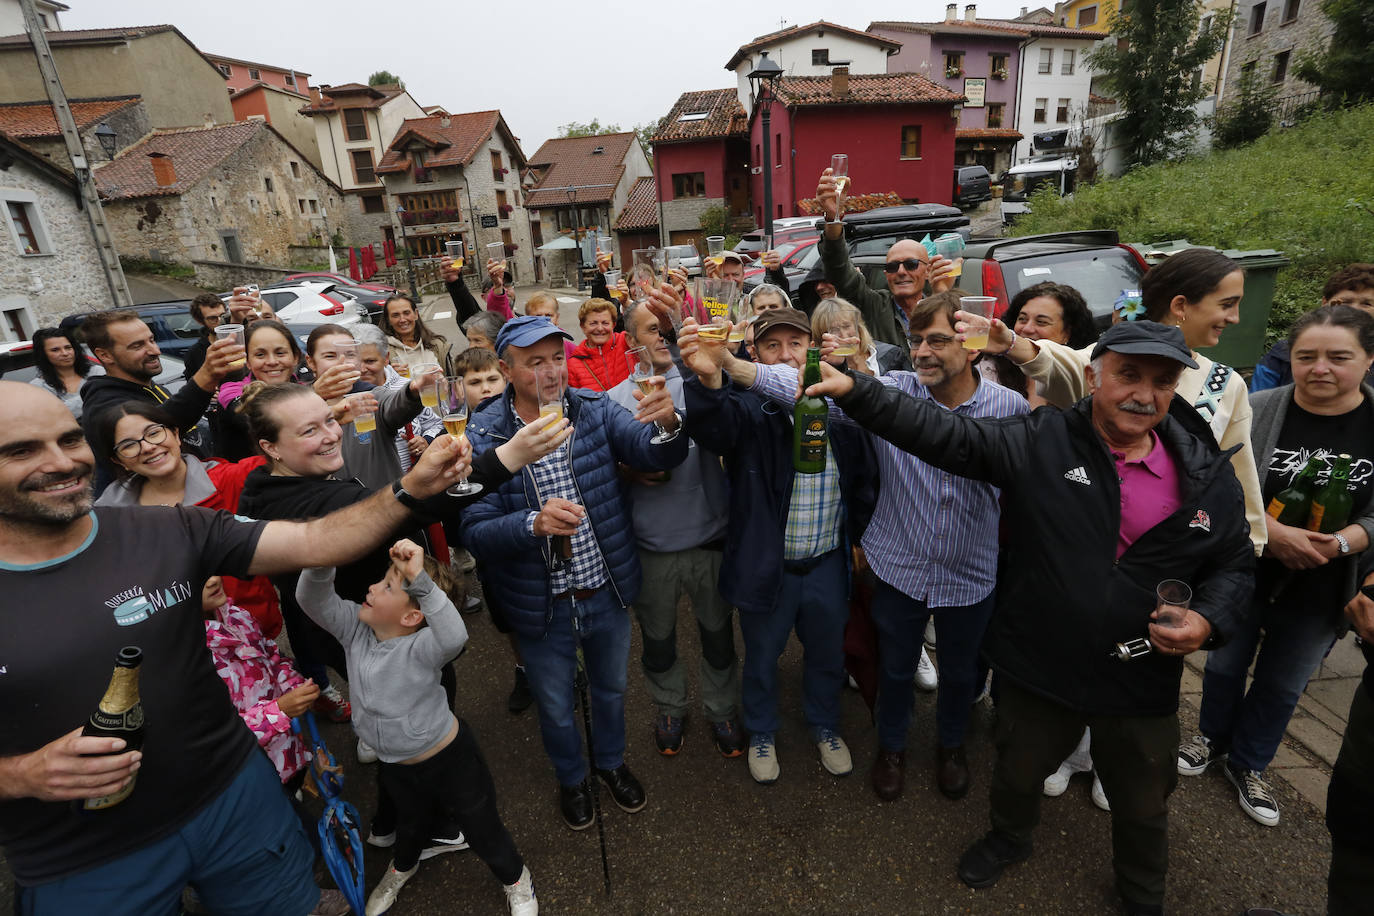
[568,332,633,392]
[198,456,283,638]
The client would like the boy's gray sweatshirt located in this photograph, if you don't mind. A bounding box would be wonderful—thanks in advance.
[297,567,467,763]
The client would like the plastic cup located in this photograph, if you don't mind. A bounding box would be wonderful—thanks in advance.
[959,296,995,350]
[486,241,507,271]
[706,236,725,267]
[1155,579,1192,628]
[215,323,246,368]
[445,240,464,270]
[935,233,966,278]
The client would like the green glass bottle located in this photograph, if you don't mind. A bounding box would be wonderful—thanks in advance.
[1308,453,1354,533]
[1266,454,1323,526]
[793,346,829,474]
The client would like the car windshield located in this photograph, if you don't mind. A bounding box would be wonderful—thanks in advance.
[1001,248,1144,321]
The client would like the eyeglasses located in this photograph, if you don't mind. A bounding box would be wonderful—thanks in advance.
[884,258,929,274]
[907,333,956,351]
[113,424,170,459]
[1329,297,1374,309]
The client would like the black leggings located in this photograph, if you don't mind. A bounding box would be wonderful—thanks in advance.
[377,718,523,882]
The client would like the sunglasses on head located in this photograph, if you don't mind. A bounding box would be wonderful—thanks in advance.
[884,258,928,274]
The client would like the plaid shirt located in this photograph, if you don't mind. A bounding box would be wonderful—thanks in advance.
[783,436,843,561]
[516,401,608,593]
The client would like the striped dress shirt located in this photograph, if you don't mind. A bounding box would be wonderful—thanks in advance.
[751,364,1028,607]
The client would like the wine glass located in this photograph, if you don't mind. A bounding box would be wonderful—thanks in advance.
[831,154,850,207]
[626,346,678,444]
[438,376,480,496]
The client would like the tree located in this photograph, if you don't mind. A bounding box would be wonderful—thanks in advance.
[368,70,403,88]
[1294,0,1374,107]
[1212,68,1278,149]
[1085,1,1231,168]
[557,119,622,138]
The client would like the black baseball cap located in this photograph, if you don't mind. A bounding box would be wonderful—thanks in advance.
[1090,320,1199,369]
[752,307,811,343]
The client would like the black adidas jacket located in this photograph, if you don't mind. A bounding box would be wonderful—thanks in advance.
[835,371,1255,717]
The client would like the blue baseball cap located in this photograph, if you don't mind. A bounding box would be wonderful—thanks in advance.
[495,315,572,356]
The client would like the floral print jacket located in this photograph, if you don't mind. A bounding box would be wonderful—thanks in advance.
[206,603,310,783]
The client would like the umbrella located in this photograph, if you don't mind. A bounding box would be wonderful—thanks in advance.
[294,712,366,914]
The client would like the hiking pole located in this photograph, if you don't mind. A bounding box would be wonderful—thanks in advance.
[574,644,612,895]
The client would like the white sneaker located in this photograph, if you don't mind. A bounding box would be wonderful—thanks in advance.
[813,727,853,776]
[366,829,396,848]
[748,732,779,784]
[356,738,378,764]
[924,618,937,649]
[365,863,417,916]
[1090,772,1110,811]
[463,593,483,612]
[1226,762,1280,826]
[1177,734,1224,776]
[914,646,939,692]
[419,832,469,860]
[504,865,539,916]
[1042,759,1083,797]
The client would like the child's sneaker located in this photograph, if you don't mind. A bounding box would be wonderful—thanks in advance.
[504,865,538,916]
[365,862,416,915]
[312,684,351,723]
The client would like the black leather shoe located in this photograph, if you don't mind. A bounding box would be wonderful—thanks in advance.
[937,745,970,799]
[559,780,594,830]
[870,750,906,801]
[593,764,647,813]
[507,667,533,714]
[957,832,1032,889]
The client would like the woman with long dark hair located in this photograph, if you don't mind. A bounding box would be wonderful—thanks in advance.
[980,282,1097,407]
[380,294,454,375]
[28,327,101,418]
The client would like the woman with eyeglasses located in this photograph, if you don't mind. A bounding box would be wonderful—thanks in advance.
[93,401,281,637]
[28,327,102,419]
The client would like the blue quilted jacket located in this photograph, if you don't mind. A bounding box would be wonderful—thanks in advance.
[460,386,689,638]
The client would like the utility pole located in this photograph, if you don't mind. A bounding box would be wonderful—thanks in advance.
[20,0,132,308]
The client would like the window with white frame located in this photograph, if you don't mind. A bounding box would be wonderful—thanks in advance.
[1062,49,1075,74]
[1039,48,1053,74]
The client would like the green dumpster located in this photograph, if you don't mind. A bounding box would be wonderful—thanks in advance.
[1130,239,1291,369]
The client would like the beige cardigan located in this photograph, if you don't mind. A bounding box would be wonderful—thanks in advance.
[1021,339,1267,554]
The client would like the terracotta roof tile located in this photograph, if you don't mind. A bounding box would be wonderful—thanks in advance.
[797,191,904,216]
[981,18,1106,39]
[725,20,901,70]
[94,121,263,200]
[376,110,501,174]
[0,24,178,47]
[524,133,636,209]
[300,84,402,114]
[652,89,748,144]
[614,176,658,231]
[955,128,1024,140]
[775,72,962,107]
[868,18,1105,41]
[0,97,140,138]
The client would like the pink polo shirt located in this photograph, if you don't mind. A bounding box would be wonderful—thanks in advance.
[1114,429,1182,559]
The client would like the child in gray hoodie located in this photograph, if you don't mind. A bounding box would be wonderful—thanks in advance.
[298,539,537,916]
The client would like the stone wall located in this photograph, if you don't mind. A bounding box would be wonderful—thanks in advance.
[0,157,113,333]
[104,124,346,267]
[661,197,718,234]
[1224,0,1334,99]
[338,191,393,249]
[190,259,297,292]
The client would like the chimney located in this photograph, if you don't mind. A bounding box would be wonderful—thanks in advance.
[148,152,176,187]
[831,65,850,98]
[1020,6,1028,15]
[309,86,322,105]
[965,4,977,21]
[440,116,451,128]
[945,3,957,21]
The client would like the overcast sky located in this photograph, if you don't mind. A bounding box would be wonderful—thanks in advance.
[66,1,1037,154]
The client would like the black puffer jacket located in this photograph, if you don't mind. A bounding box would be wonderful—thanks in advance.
[835,371,1255,716]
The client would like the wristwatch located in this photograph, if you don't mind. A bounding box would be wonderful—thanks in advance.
[1334,532,1351,555]
[391,480,425,512]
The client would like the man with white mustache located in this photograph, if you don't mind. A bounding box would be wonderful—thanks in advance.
[804,319,1255,916]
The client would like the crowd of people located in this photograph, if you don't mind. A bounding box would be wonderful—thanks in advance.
[3,165,1373,916]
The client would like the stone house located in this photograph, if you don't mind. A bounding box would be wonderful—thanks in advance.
[0,96,150,172]
[374,109,533,283]
[0,25,233,130]
[651,89,750,249]
[300,83,427,246]
[0,133,110,336]
[1223,0,1334,102]
[523,133,653,288]
[94,120,344,277]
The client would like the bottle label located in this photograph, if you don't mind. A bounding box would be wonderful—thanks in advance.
[799,418,827,463]
[1308,502,1326,532]
[90,706,144,732]
[1265,496,1286,520]
[82,775,136,810]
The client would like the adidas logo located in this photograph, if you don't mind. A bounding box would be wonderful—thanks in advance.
[1063,466,1092,485]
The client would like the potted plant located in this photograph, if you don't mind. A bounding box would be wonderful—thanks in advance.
[945,65,964,79]
[992,66,1009,80]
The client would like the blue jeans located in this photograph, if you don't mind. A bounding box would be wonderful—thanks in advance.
[871,576,995,750]
[516,586,631,786]
[17,751,317,916]
[1199,597,1342,772]
[739,548,849,735]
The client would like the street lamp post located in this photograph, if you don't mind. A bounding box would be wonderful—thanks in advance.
[395,206,418,299]
[94,122,116,159]
[748,51,784,238]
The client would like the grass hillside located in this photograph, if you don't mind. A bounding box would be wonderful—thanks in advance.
[1014,103,1374,343]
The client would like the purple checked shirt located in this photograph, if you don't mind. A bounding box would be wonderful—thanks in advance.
[751,364,1029,607]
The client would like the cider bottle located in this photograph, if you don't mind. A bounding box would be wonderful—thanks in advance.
[1266,454,1322,526]
[792,346,829,474]
[80,646,145,811]
[1308,453,1354,533]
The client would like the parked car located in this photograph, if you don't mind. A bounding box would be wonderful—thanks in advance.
[736,223,820,261]
[742,239,818,289]
[1,338,188,394]
[283,272,398,295]
[852,229,1147,329]
[228,283,363,326]
[999,156,1078,226]
[953,165,993,209]
[59,301,202,360]
[663,243,702,278]
[269,279,388,323]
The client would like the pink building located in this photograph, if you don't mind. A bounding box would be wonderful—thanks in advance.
[204,53,311,96]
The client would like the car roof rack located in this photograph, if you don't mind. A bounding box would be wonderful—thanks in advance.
[979,230,1121,259]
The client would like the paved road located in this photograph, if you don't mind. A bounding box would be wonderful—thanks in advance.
[125,272,208,305]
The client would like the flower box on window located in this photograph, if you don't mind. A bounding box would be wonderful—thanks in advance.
[992,67,1009,80]
[498,204,514,216]
[945,66,965,79]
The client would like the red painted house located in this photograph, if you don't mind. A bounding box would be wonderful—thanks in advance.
[651,89,750,248]
[749,70,963,222]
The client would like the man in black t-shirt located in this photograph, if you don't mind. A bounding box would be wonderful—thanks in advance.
[0,382,470,915]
